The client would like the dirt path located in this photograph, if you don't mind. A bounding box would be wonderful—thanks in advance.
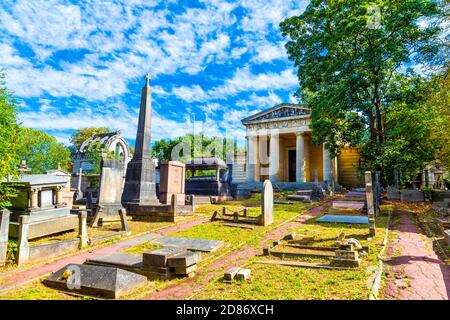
[144,205,325,300]
[384,210,450,300]
[0,216,209,293]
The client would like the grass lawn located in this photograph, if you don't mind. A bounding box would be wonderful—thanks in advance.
[192,207,392,300]
[0,193,391,300]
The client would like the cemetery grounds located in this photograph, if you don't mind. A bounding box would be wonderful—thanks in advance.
[1,192,446,300]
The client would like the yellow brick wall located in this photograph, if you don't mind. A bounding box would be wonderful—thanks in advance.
[337,147,363,189]
[309,142,323,182]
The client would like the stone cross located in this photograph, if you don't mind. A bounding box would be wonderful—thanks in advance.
[145,73,151,86]
[260,179,274,226]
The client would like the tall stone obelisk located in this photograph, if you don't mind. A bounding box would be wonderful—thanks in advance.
[122,73,160,206]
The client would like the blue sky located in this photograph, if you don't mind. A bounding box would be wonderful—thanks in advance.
[0,0,309,147]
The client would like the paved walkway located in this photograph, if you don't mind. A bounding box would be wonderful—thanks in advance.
[0,216,209,293]
[144,205,324,300]
[384,210,450,300]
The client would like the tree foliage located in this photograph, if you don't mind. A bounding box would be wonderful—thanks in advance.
[16,127,72,174]
[152,134,238,162]
[70,127,111,149]
[280,0,445,182]
[0,72,20,208]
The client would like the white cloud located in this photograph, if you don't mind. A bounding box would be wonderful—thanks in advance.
[251,43,287,63]
[236,92,282,108]
[209,67,298,99]
[172,85,209,103]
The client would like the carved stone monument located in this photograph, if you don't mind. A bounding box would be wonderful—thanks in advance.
[159,161,185,205]
[91,159,126,226]
[122,73,160,208]
[260,179,274,226]
[120,74,194,222]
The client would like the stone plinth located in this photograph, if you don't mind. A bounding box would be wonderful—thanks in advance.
[400,190,425,202]
[159,161,185,205]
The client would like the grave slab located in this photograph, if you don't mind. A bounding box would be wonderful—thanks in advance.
[316,215,369,224]
[167,252,201,268]
[332,201,365,210]
[143,247,186,268]
[43,263,147,299]
[152,236,223,252]
[85,253,142,270]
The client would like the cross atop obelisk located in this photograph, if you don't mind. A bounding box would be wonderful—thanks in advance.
[145,73,151,86]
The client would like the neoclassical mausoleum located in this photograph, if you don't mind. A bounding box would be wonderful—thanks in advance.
[241,103,362,189]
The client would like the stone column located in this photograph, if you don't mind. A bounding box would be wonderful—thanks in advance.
[303,136,309,182]
[16,215,30,266]
[0,209,10,266]
[55,186,64,207]
[29,188,39,210]
[269,134,279,181]
[78,211,89,248]
[323,144,333,182]
[246,135,256,182]
[296,132,305,183]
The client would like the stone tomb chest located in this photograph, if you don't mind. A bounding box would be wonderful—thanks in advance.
[3,174,78,239]
[185,157,231,197]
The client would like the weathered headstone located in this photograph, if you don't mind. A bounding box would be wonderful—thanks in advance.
[78,211,88,248]
[400,190,425,202]
[365,171,376,237]
[374,171,381,216]
[91,159,125,227]
[43,263,147,299]
[387,186,400,200]
[0,209,10,266]
[159,161,186,205]
[16,215,30,265]
[260,179,274,226]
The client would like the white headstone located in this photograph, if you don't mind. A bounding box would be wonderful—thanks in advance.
[261,180,274,226]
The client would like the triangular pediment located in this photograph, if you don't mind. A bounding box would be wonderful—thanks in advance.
[241,103,310,124]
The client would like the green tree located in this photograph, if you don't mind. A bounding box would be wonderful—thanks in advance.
[84,140,113,174]
[0,72,20,208]
[280,0,444,182]
[152,134,237,162]
[425,64,450,168]
[70,127,111,149]
[16,128,72,174]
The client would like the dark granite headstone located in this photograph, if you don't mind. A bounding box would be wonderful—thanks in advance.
[43,263,147,299]
[152,236,223,252]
